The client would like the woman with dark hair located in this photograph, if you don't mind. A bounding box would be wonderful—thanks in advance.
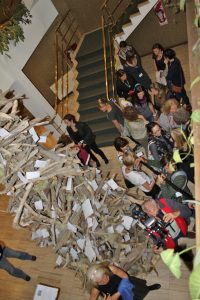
[163,48,190,107]
[63,114,109,167]
[124,52,152,90]
[118,40,141,66]
[132,84,156,123]
[152,43,167,86]
[147,122,174,161]
[116,69,135,99]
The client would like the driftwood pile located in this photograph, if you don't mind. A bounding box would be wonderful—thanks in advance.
[0,90,156,278]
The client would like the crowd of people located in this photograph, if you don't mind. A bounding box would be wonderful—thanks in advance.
[61,41,195,300]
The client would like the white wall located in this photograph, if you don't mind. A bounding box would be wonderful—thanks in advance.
[0,0,64,137]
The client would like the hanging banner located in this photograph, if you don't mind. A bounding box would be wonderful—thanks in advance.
[154,0,168,26]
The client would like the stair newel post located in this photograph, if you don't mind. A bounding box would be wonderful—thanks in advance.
[54,32,59,113]
[108,25,115,99]
[101,15,109,99]
[61,42,64,119]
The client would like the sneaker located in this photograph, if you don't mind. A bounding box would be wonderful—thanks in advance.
[148,283,161,291]
[25,275,31,281]
[31,256,37,261]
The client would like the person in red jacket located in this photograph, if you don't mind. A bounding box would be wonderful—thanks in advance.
[142,198,193,269]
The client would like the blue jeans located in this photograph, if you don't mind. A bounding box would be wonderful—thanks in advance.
[0,247,32,280]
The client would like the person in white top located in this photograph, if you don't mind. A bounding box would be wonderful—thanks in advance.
[122,152,160,198]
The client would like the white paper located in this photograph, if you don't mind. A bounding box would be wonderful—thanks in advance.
[38,135,47,143]
[67,222,77,233]
[125,245,132,254]
[107,179,119,190]
[84,238,96,262]
[102,207,109,214]
[87,217,93,228]
[29,127,39,143]
[115,224,124,233]
[0,128,11,139]
[34,160,48,168]
[66,176,73,191]
[107,226,114,233]
[17,171,28,184]
[33,284,59,300]
[41,228,49,238]
[51,210,57,219]
[56,255,63,266]
[122,216,134,230]
[88,180,98,191]
[72,202,81,212]
[70,248,79,260]
[26,171,40,180]
[92,217,98,231]
[77,238,85,250]
[82,199,93,219]
[124,233,130,242]
[94,201,101,210]
[34,200,43,210]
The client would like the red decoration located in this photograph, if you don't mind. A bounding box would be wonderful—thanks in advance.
[154,0,168,26]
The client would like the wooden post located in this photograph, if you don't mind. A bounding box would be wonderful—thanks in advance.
[186,0,200,247]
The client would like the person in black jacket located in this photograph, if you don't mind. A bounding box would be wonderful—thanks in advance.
[116,69,135,99]
[64,114,109,167]
[124,51,152,91]
[163,48,190,107]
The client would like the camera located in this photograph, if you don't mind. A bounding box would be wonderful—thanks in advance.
[131,204,169,248]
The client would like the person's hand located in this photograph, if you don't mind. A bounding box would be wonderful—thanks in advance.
[153,245,163,255]
[134,157,145,168]
[163,211,180,223]
[156,174,166,186]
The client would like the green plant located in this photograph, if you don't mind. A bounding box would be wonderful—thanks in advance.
[161,247,200,299]
[0,1,32,56]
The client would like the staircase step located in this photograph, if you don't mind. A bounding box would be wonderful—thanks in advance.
[78,73,111,91]
[77,29,104,58]
[79,109,105,123]
[77,48,108,69]
[78,81,113,102]
[95,129,119,147]
[77,60,110,80]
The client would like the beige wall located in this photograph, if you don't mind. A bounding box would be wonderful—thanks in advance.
[127,8,187,56]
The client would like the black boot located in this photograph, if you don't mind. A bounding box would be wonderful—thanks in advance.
[148,284,161,291]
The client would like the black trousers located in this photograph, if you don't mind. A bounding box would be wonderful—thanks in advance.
[85,141,108,163]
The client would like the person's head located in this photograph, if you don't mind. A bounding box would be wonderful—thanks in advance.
[126,51,137,65]
[173,107,190,125]
[114,137,129,152]
[171,128,187,150]
[123,106,139,122]
[116,69,127,81]
[87,263,111,286]
[119,41,127,49]
[122,151,136,167]
[146,122,162,137]
[150,83,167,109]
[163,48,176,62]
[152,43,164,58]
[142,199,159,217]
[63,114,77,127]
[160,153,176,173]
[97,98,110,112]
[162,98,179,115]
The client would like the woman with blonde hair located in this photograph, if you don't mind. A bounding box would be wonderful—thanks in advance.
[159,98,179,132]
[171,128,194,183]
[87,262,160,300]
[149,82,167,113]
[122,152,160,198]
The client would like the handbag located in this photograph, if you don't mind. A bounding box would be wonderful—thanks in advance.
[77,146,90,165]
[171,84,182,93]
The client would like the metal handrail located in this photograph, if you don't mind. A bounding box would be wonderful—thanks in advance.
[54,10,79,115]
[102,15,109,99]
